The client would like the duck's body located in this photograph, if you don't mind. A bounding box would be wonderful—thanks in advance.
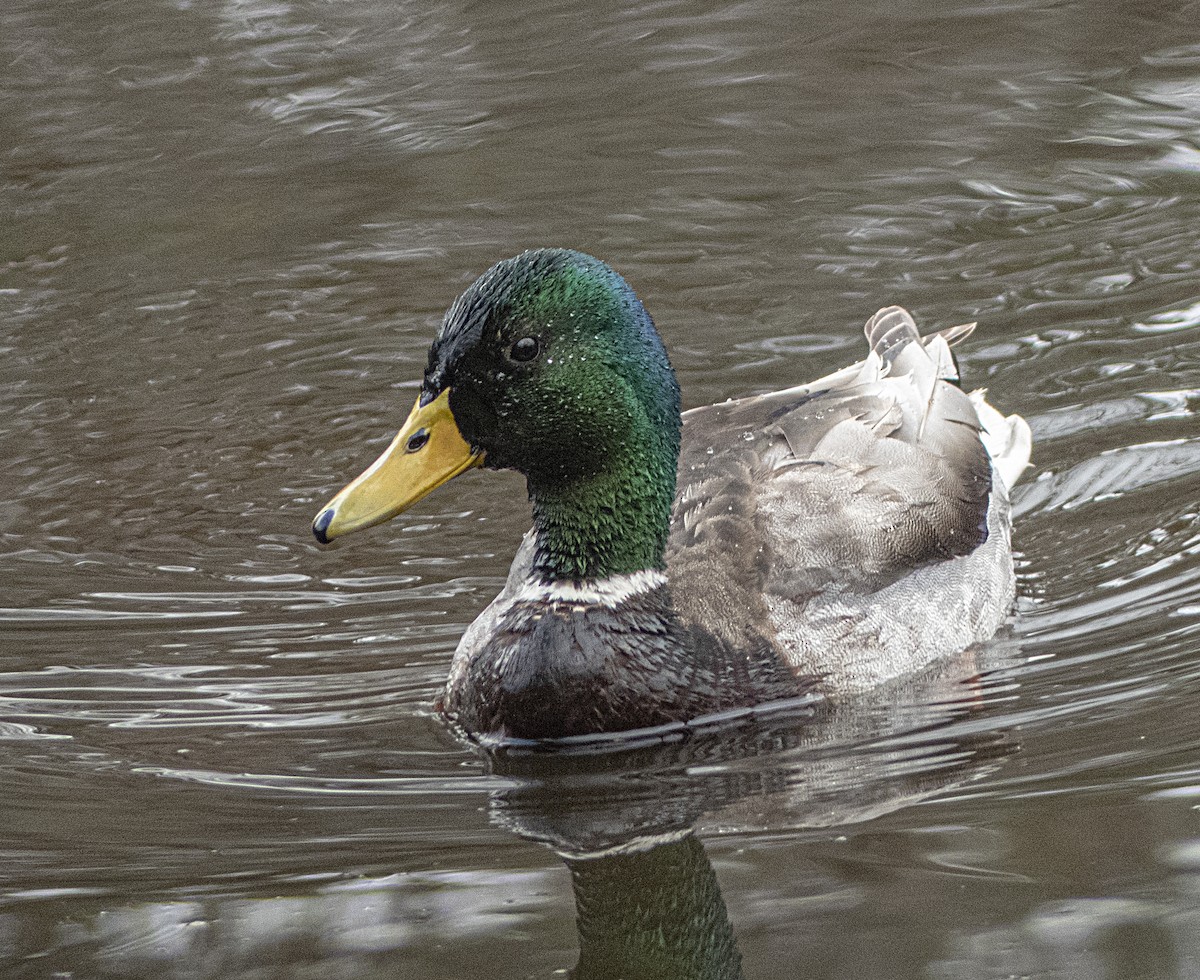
[313,250,1031,742]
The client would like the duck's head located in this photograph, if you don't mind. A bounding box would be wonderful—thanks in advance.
[313,249,682,567]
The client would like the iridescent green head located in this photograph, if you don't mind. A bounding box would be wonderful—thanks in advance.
[428,249,680,485]
[314,249,682,581]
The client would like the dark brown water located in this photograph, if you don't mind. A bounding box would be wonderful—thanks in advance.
[3,0,1200,977]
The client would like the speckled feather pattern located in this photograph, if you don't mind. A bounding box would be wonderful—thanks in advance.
[668,307,1029,692]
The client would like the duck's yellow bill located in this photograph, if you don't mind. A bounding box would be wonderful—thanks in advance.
[312,389,483,543]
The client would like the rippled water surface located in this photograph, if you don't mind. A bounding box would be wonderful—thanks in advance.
[3,0,1200,977]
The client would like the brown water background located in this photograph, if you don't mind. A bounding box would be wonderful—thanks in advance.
[3,0,1200,977]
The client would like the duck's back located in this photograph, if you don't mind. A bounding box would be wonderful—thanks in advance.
[666,307,1032,693]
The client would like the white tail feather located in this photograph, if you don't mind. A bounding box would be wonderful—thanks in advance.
[970,390,1032,492]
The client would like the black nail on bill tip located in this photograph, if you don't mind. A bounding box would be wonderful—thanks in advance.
[313,509,335,544]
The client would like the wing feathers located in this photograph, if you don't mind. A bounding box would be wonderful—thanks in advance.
[670,307,1027,624]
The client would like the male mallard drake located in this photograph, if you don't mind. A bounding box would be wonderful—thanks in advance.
[313,249,1031,742]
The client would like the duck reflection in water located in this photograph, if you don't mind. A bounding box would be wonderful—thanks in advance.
[566,834,740,980]
[486,645,1019,980]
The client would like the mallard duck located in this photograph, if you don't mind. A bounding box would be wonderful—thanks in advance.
[313,249,1031,742]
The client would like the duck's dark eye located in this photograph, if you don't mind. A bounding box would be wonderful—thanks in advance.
[509,336,540,362]
[405,429,430,453]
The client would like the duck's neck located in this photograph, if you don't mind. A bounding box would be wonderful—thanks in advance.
[527,430,678,582]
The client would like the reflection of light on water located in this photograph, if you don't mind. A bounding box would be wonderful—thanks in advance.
[0,720,71,740]
[0,661,429,729]
[1014,438,1200,514]
[1157,142,1200,173]
[0,869,561,971]
[1053,44,1200,189]
[1134,299,1200,334]
[935,896,1200,978]
[139,767,512,796]
[218,0,496,149]
[1141,389,1200,420]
